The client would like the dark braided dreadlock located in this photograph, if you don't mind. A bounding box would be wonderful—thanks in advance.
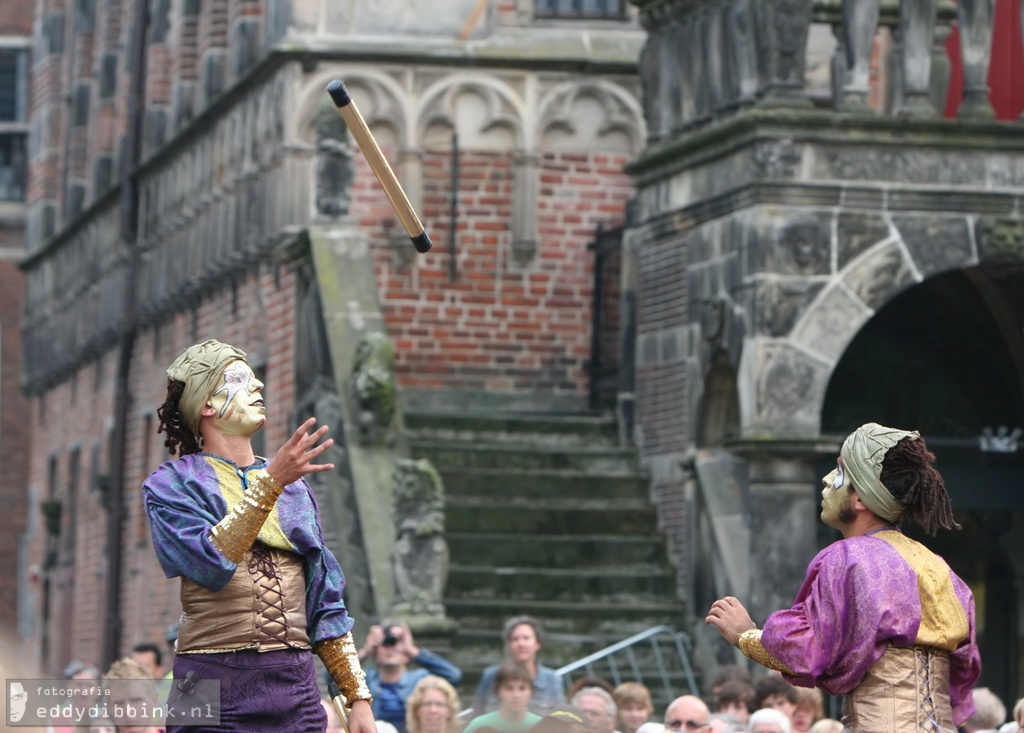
[880,436,960,535]
[157,379,203,457]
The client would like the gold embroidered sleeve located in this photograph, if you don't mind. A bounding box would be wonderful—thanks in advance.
[315,634,373,709]
[738,629,795,675]
[208,469,284,563]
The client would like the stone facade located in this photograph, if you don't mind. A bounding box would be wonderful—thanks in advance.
[17,0,645,676]
[629,0,1024,702]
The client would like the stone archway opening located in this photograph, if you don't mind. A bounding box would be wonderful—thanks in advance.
[820,261,1024,704]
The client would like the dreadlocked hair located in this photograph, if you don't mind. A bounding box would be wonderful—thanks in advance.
[157,379,202,457]
[880,436,960,535]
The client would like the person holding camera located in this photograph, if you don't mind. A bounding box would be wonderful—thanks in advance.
[359,622,463,733]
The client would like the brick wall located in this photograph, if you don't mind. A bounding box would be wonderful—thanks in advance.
[0,260,30,631]
[0,0,31,642]
[634,235,691,594]
[356,146,633,397]
[22,268,299,676]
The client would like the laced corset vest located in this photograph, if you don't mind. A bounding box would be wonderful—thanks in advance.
[176,544,311,653]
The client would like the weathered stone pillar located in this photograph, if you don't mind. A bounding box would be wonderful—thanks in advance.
[638,15,664,141]
[741,451,821,628]
[956,0,996,118]
[511,151,539,266]
[659,5,684,135]
[730,0,760,106]
[839,0,880,111]
[896,0,939,116]
[930,20,954,113]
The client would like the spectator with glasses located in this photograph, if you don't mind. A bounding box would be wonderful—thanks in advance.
[358,622,462,733]
[664,695,710,733]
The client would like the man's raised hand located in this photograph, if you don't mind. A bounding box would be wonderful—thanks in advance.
[267,417,335,486]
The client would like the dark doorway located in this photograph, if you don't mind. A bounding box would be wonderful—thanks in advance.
[820,262,1024,706]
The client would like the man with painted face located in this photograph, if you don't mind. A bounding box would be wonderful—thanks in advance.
[705,422,981,732]
[144,339,375,732]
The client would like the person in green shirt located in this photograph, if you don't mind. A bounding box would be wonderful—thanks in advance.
[464,661,543,733]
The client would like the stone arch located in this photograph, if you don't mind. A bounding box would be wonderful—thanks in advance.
[536,79,645,155]
[416,74,524,151]
[292,68,409,148]
[744,211,990,436]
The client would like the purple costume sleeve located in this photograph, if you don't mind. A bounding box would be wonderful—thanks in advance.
[143,454,354,643]
[144,456,238,591]
[760,536,980,725]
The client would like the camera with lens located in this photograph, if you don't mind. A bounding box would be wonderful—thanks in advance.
[382,628,398,647]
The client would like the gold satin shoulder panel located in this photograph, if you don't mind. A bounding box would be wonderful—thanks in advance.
[209,457,293,552]
[875,530,968,653]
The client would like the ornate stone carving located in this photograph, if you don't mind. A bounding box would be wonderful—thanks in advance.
[976,217,1024,260]
[420,78,521,150]
[350,332,398,447]
[754,278,824,337]
[842,242,916,310]
[390,459,452,625]
[892,215,974,276]
[538,80,643,154]
[751,139,802,179]
[757,345,815,420]
[770,214,830,275]
[837,212,890,270]
[757,0,814,103]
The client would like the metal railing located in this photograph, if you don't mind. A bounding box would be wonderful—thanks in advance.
[554,625,699,703]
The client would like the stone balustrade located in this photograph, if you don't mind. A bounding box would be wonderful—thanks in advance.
[633,0,1004,141]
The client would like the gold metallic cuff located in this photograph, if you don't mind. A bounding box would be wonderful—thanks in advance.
[738,629,795,675]
[209,469,284,563]
[316,633,373,709]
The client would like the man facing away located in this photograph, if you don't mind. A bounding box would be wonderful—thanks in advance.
[706,422,982,732]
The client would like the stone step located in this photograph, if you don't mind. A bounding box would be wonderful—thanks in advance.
[446,599,684,639]
[412,440,640,474]
[438,468,649,500]
[447,565,675,602]
[404,411,620,447]
[446,532,669,568]
[446,496,657,535]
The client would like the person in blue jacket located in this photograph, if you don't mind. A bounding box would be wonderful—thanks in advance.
[359,622,462,732]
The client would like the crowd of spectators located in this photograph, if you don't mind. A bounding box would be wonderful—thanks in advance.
[42,616,1024,733]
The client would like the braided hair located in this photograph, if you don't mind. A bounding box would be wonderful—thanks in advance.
[880,436,960,535]
[156,379,202,457]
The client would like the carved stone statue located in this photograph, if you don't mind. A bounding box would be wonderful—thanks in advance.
[390,459,454,631]
[316,103,355,218]
[350,332,397,447]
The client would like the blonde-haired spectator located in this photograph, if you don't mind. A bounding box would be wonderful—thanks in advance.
[966,688,1006,733]
[613,682,654,733]
[807,720,842,733]
[406,676,462,733]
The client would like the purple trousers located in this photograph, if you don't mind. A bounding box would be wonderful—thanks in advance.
[169,648,328,733]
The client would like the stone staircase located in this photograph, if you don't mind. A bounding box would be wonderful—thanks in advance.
[404,410,684,704]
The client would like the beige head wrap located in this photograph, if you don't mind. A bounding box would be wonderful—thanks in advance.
[840,422,920,522]
[166,339,248,437]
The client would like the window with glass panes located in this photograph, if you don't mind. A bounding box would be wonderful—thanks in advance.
[535,0,627,19]
[0,47,28,202]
